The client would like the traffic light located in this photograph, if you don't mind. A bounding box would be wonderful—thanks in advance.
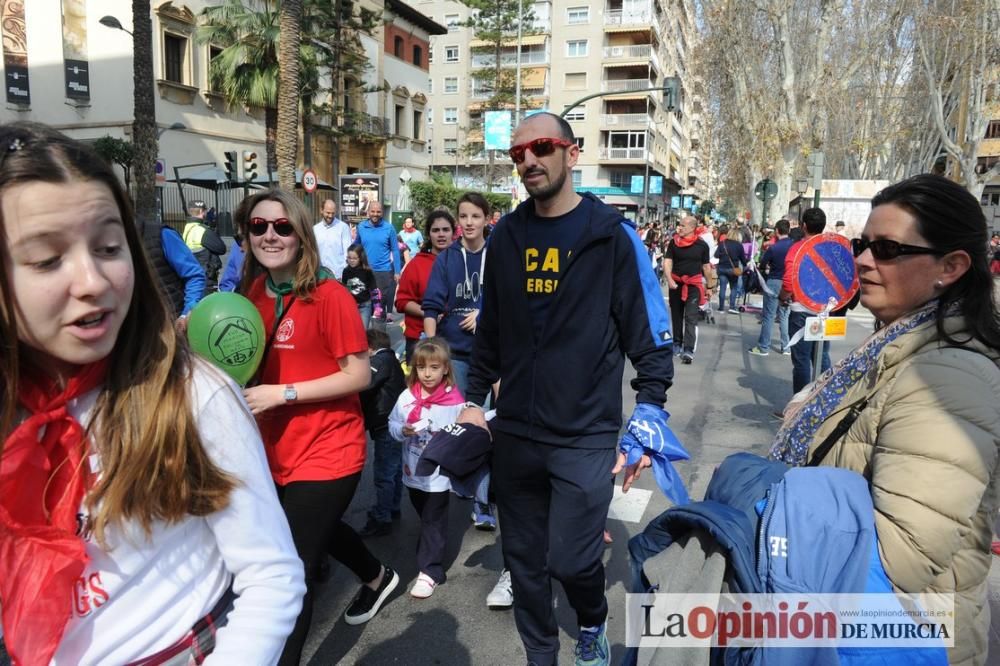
[662,77,681,112]
[223,150,238,182]
[243,150,258,182]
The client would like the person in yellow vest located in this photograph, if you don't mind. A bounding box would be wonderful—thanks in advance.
[182,199,227,293]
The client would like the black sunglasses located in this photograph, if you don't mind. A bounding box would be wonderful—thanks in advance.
[248,217,295,237]
[851,237,945,261]
[508,137,576,164]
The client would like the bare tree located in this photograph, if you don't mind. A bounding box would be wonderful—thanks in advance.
[914,0,1000,199]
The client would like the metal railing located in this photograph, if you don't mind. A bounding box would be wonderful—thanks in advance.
[601,78,654,92]
[602,44,652,59]
[604,9,654,26]
[151,184,325,236]
[471,51,549,68]
[341,112,390,136]
[600,113,651,126]
[599,146,649,160]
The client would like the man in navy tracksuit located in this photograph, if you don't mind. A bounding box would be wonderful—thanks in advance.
[464,112,674,666]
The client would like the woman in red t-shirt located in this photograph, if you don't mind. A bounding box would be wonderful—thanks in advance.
[394,209,456,362]
[238,189,399,665]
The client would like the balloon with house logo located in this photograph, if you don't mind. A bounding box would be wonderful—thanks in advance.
[187,292,265,386]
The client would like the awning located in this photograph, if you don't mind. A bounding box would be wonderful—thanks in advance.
[603,60,649,69]
[470,34,547,48]
[604,25,652,34]
[521,67,546,88]
[467,130,483,142]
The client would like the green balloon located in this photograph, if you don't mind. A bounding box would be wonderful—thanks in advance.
[187,292,266,386]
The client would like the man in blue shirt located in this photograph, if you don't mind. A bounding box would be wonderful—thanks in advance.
[357,201,402,314]
[159,225,206,318]
[749,219,794,355]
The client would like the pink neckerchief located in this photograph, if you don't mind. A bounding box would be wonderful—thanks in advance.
[406,383,465,424]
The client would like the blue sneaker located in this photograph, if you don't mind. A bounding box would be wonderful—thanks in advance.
[574,624,610,666]
[472,503,497,531]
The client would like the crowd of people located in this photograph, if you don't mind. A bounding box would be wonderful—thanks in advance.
[2,115,1000,666]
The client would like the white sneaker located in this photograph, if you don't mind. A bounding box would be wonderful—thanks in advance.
[410,572,437,599]
[486,569,513,609]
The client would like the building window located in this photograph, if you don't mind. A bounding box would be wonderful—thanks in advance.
[394,36,405,58]
[445,45,459,63]
[207,45,223,91]
[563,106,586,121]
[164,33,187,84]
[413,45,423,67]
[566,40,588,57]
[443,107,458,124]
[565,72,586,89]
[428,78,433,94]
[413,110,423,140]
[395,104,406,137]
[444,76,459,93]
[566,6,590,24]
[428,47,434,64]
[572,170,583,187]
[976,155,999,174]
[986,120,1000,140]
[575,137,585,152]
[609,171,634,189]
[445,14,460,31]
[444,138,458,154]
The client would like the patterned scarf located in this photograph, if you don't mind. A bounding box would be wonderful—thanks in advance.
[0,360,108,665]
[769,301,943,465]
[406,383,465,424]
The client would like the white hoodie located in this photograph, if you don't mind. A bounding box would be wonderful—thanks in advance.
[388,387,464,493]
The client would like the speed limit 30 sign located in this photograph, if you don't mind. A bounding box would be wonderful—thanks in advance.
[302,168,318,194]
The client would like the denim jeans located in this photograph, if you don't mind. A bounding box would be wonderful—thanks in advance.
[788,310,831,393]
[358,301,372,330]
[757,278,790,351]
[451,357,470,397]
[369,427,402,523]
[717,268,740,310]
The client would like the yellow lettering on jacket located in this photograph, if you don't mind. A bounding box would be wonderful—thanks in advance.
[541,248,559,272]
[525,248,539,271]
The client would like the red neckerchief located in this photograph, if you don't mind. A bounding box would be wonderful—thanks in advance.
[672,232,699,248]
[406,383,464,424]
[0,360,108,665]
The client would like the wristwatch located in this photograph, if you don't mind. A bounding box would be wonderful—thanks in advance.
[283,384,298,403]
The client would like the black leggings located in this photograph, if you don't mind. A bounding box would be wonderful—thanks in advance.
[276,473,382,666]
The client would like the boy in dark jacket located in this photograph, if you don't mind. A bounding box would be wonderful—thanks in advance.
[359,329,407,536]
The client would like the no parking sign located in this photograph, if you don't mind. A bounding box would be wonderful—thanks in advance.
[789,233,858,313]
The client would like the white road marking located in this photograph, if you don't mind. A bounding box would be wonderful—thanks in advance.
[607,485,653,523]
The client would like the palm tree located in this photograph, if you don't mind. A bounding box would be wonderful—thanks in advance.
[132,0,158,230]
[277,0,302,191]
[198,0,281,177]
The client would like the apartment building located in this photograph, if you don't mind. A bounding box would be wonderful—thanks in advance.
[421,0,705,219]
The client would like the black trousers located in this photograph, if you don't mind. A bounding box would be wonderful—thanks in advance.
[669,284,701,353]
[408,487,451,583]
[276,474,382,666]
[492,432,616,666]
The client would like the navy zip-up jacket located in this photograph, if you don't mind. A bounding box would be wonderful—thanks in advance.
[466,193,673,448]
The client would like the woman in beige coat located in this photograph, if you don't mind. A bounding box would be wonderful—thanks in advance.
[770,174,1000,665]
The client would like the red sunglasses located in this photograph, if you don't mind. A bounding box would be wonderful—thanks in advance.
[248,217,295,237]
[508,137,576,164]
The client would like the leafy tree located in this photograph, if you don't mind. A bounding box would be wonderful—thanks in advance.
[198,0,281,174]
[93,136,135,189]
[460,0,536,191]
[410,180,511,220]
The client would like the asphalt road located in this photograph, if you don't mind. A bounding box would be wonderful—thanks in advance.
[300,293,880,665]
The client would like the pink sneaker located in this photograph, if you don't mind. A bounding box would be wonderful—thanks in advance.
[410,572,437,599]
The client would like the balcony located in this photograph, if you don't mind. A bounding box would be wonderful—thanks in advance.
[601,78,654,93]
[470,51,549,68]
[602,44,652,60]
[600,113,651,127]
[341,112,390,137]
[599,146,650,161]
[604,9,654,27]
